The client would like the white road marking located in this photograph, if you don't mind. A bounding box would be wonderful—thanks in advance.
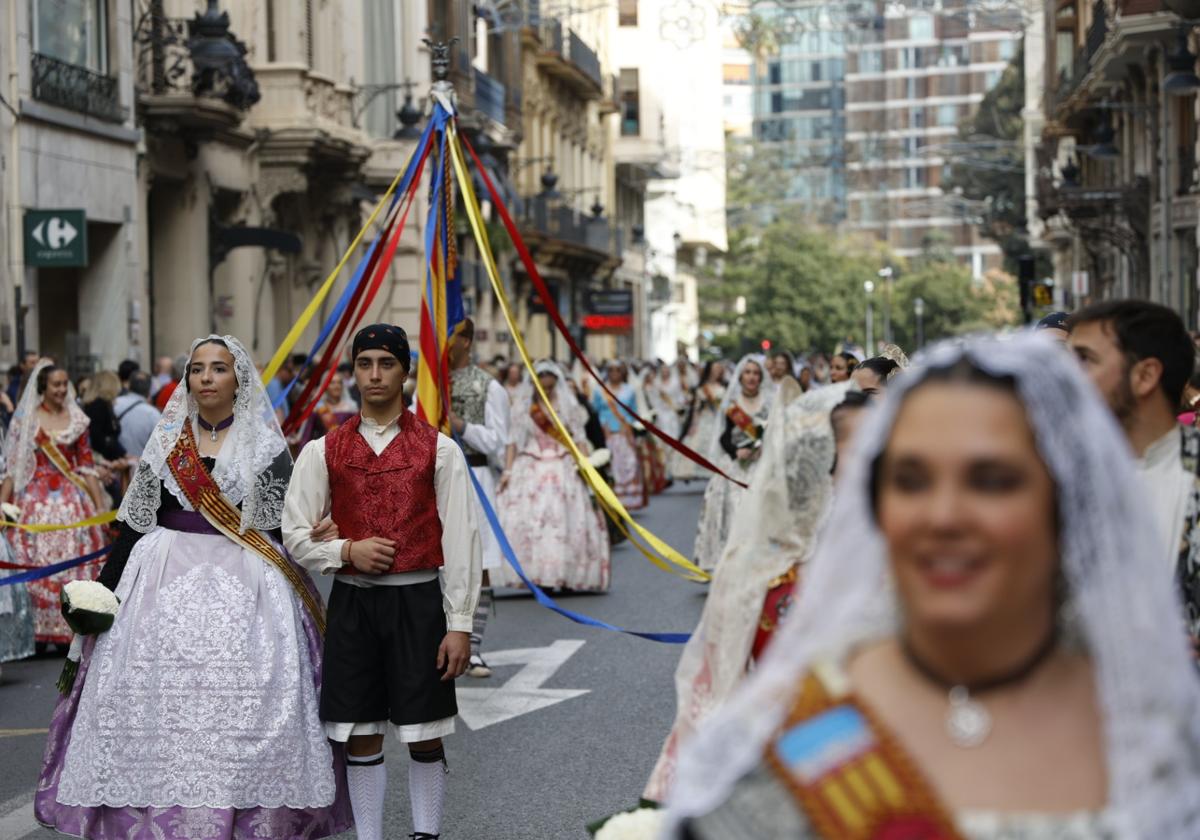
[457,639,589,730]
[0,798,38,840]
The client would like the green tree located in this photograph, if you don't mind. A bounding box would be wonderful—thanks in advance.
[889,263,1020,349]
[700,222,891,356]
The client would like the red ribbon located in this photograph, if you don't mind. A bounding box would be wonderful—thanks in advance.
[282,137,433,435]
[459,132,748,488]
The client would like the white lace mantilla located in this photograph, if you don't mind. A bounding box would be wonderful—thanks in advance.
[119,335,290,535]
[55,529,335,809]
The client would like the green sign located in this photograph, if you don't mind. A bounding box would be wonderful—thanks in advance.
[23,209,87,267]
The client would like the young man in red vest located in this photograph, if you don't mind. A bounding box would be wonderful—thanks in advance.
[283,324,482,840]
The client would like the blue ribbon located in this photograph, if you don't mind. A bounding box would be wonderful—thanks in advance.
[461,449,690,644]
[0,545,112,587]
[272,117,437,411]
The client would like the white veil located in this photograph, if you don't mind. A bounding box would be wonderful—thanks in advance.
[509,359,587,449]
[666,332,1200,838]
[4,360,90,494]
[647,378,853,800]
[709,354,773,460]
[118,335,290,534]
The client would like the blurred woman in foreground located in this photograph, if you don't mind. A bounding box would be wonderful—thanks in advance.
[668,333,1200,839]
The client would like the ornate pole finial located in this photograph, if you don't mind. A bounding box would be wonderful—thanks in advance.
[422,37,460,83]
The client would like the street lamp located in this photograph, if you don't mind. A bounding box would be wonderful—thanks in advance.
[864,279,876,355]
[914,296,926,350]
[878,266,894,344]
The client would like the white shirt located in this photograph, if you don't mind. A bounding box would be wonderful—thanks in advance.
[282,414,483,633]
[461,378,510,465]
[1137,426,1193,573]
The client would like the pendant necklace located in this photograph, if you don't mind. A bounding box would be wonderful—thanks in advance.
[197,415,235,442]
[901,629,1059,749]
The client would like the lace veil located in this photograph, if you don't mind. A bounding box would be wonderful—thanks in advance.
[118,335,290,534]
[666,332,1200,838]
[709,354,773,460]
[509,360,587,449]
[4,360,89,494]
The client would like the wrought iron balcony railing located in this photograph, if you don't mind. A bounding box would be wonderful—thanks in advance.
[133,4,259,112]
[31,52,125,123]
[568,31,602,90]
[520,195,622,258]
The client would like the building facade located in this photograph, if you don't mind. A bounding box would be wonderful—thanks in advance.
[2,0,144,375]
[615,0,728,361]
[1032,0,1200,325]
[843,5,1019,275]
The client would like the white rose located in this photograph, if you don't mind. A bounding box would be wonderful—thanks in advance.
[595,808,663,840]
[588,448,611,469]
[1,503,20,521]
[63,580,119,615]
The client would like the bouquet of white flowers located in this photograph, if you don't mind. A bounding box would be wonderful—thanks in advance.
[592,808,663,840]
[57,580,120,694]
[588,448,612,469]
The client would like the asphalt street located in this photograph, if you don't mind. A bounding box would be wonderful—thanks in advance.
[0,482,708,839]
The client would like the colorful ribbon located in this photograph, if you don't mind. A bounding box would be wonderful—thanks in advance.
[447,125,708,583]
[261,119,435,387]
[0,545,111,586]
[463,456,688,643]
[0,510,117,533]
[459,133,747,490]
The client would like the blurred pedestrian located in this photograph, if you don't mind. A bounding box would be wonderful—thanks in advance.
[113,371,161,458]
[1068,301,1200,646]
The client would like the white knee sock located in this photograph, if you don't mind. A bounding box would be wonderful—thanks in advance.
[408,746,448,837]
[346,750,387,840]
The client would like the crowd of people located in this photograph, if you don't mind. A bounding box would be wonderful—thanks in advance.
[10,297,1200,839]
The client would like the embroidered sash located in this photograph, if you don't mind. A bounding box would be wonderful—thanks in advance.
[36,430,92,497]
[600,388,635,435]
[751,564,798,663]
[726,404,762,441]
[166,424,326,634]
[767,668,965,840]
[531,400,573,451]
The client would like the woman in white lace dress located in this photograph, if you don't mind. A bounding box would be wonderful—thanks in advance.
[647,379,851,802]
[36,336,350,840]
[692,356,773,572]
[494,361,610,593]
[666,333,1200,839]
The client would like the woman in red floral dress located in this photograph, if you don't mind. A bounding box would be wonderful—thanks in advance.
[0,362,107,645]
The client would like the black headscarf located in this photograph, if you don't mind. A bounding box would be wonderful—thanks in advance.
[352,324,411,370]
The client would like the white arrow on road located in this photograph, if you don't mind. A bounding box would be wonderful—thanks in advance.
[456,639,589,731]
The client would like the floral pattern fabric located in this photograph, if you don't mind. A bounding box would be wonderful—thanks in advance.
[10,420,107,644]
[36,521,352,839]
[493,423,610,592]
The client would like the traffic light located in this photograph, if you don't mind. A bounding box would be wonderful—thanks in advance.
[761,339,771,351]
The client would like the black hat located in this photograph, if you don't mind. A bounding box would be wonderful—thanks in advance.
[1036,311,1070,333]
[352,324,411,371]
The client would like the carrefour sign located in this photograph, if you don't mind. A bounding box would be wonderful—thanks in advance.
[23,209,87,267]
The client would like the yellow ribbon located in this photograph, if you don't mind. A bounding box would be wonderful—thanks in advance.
[447,126,709,582]
[1,510,117,533]
[260,144,419,386]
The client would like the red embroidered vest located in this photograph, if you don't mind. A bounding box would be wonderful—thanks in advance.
[326,413,445,574]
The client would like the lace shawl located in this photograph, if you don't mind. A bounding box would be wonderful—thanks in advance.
[667,332,1200,838]
[118,335,291,534]
[3,360,91,494]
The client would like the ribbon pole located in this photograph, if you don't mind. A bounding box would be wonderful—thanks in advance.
[447,125,707,583]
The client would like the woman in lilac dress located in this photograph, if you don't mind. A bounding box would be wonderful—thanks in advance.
[36,335,351,840]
